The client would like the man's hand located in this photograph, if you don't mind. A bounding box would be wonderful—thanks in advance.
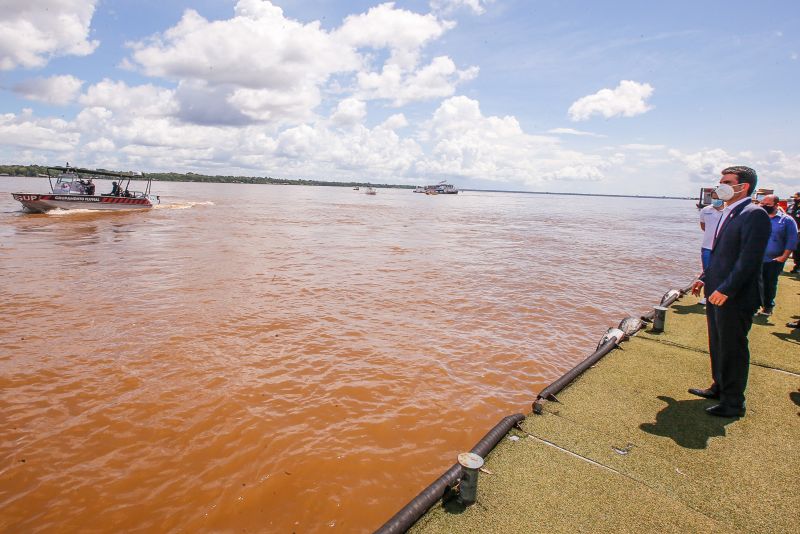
[708,290,729,306]
[691,280,704,296]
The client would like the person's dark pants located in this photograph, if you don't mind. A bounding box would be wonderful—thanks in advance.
[706,303,753,408]
[760,260,785,309]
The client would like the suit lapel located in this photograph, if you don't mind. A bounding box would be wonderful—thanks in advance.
[713,199,751,249]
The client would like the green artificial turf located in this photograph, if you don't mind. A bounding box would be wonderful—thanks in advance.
[411,273,799,534]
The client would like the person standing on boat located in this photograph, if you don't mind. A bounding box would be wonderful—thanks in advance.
[757,194,798,316]
[86,179,95,195]
[690,166,771,418]
[698,196,725,305]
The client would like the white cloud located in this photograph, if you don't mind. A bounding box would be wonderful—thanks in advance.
[339,4,474,105]
[430,0,491,15]
[379,113,409,130]
[668,148,733,183]
[357,56,478,106]
[124,1,474,124]
[0,0,99,70]
[79,80,178,117]
[0,109,80,151]
[128,1,358,87]
[127,1,359,120]
[336,2,455,69]
[1,92,422,180]
[270,120,422,177]
[227,85,320,124]
[621,143,666,151]
[568,80,654,121]
[12,75,84,105]
[667,148,793,188]
[547,127,606,138]
[416,96,610,183]
[85,137,115,152]
[330,98,367,126]
[755,150,800,192]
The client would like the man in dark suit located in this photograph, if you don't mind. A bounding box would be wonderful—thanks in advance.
[690,166,771,417]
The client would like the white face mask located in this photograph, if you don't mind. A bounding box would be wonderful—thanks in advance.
[714,183,745,202]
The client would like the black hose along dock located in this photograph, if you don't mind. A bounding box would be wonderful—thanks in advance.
[377,273,800,533]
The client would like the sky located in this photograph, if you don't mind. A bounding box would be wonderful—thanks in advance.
[0,0,798,196]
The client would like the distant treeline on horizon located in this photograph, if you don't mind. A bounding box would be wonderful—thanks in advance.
[1,164,696,200]
[0,164,412,189]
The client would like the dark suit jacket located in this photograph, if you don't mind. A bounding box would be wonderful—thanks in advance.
[701,199,771,312]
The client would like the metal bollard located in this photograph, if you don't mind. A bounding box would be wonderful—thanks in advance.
[457,452,484,506]
[652,306,668,332]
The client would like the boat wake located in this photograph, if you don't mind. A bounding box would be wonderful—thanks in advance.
[154,201,215,210]
[43,208,100,216]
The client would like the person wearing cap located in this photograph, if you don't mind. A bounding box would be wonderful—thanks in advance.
[758,194,798,316]
[690,166,771,418]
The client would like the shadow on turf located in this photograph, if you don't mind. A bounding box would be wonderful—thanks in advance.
[441,486,467,514]
[670,303,706,316]
[771,330,800,345]
[639,396,737,449]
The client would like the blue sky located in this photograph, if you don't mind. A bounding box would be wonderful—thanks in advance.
[1,0,798,196]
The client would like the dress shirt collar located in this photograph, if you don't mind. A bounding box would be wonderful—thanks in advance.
[722,196,750,214]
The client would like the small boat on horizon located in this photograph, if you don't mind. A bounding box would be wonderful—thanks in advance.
[365,186,377,195]
[11,165,160,213]
[413,181,458,194]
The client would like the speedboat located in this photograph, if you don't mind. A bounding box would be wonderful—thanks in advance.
[365,186,377,195]
[12,165,159,213]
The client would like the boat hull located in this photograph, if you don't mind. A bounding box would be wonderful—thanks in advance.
[12,193,153,213]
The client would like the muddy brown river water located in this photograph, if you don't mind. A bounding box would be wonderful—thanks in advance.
[0,177,700,532]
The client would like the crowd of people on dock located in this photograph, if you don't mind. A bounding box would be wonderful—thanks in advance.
[691,166,799,418]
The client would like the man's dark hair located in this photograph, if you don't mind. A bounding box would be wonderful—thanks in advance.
[721,165,758,195]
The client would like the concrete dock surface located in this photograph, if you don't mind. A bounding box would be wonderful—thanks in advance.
[412,271,799,533]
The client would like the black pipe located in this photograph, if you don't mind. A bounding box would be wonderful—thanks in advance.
[532,337,619,414]
[377,282,697,531]
[374,413,525,534]
[533,282,695,414]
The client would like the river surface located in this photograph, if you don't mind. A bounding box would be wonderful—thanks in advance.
[0,177,700,532]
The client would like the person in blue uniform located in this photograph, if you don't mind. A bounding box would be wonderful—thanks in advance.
[757,194,798,316]
[690,166,771,418]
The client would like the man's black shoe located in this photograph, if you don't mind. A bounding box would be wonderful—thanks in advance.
[688,387,719,399]
[705,404,745,417]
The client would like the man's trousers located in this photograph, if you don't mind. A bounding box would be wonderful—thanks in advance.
[705,302,754,408]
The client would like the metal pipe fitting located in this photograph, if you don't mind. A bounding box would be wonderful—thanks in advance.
[456,452,484,506]
[652,306,668,332]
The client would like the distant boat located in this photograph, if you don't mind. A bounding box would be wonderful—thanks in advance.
[365,186,377,195]
[413,181,458,194]
[696,187,714,208]
[353,186,360,190]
